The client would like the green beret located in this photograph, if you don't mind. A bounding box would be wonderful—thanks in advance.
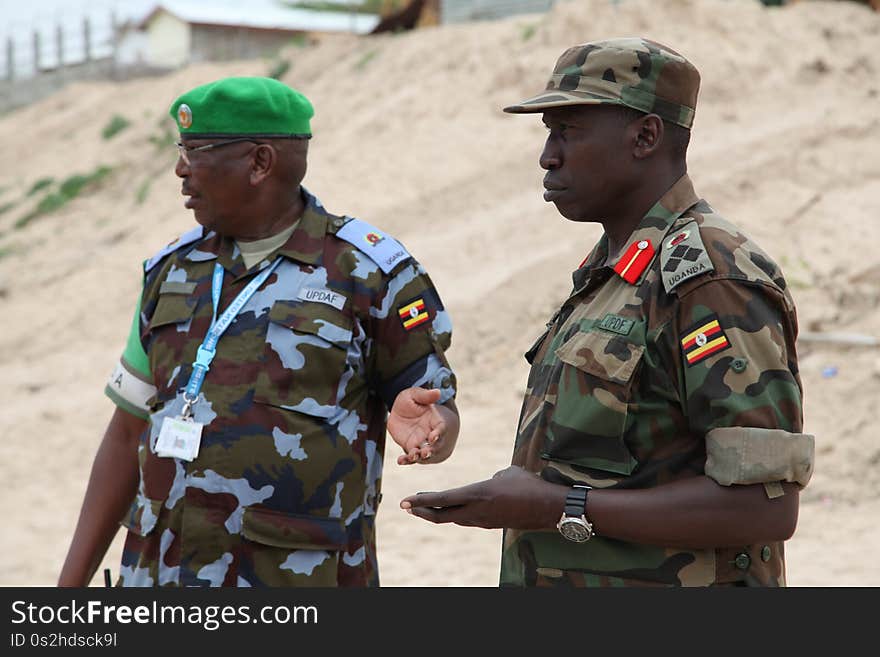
[169,76,314,138]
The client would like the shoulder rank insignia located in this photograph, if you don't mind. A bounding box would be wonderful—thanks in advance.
[660,221,714,293]
[335,217,411,274]
[143,225,205,273]
[681,313,731,366]
[398,296,430,331]
[613,239,655,284]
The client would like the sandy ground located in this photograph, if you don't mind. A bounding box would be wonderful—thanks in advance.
[0,0,878,586]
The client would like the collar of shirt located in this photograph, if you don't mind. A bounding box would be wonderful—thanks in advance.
[184,187,330,281]
[575,174,701,288]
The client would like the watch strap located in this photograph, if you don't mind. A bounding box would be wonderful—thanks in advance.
[563,484,589,518]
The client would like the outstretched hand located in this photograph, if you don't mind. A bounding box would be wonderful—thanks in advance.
[388,387,447,465]
[399,466,568,529]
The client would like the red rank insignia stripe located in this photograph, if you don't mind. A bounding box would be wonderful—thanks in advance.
[681,314,731,366]
[613,239,655,284]
[398,297,430,331]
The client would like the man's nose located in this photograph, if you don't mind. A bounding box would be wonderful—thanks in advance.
[174,154,189,178]
[539,137,560,171]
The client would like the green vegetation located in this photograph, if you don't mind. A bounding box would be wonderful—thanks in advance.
[136,179,152,205]
[268,59,292,80]
[0,245,14,262]
[520,23,537,41]
[148,118,176,152]
[15,166,113,229]
[354,49,379,71]
[0,200,17,216]
[102,114,131,140]
[287,34,308,49]
[27,177,54,196]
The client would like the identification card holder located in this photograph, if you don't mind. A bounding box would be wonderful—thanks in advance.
[155,416,203,462]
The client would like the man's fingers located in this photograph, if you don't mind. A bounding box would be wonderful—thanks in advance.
[406,506,465,525]
[401,487,467,509]
[407,387,441,406]
[401,491,443,509]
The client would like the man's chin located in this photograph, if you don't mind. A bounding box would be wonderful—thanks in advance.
[553,201,583,221]
[551,200,598,224]
[191,210,214,230]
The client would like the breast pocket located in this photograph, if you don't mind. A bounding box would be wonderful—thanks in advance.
[254,300,353,419]
[542,330,644,476]
[145,290,198,396]
[147,289,197,332]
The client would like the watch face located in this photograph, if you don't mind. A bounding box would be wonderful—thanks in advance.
[559,519,591,543]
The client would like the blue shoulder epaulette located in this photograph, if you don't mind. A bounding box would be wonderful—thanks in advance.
[143,226,205,273]
[335,217,411,274]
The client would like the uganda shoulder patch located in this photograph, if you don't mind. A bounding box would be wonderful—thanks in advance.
[143,226,205,273]
[681,313,731,366]
[398,296,430,331]
[335,217,411,274]
[660,221,714,293]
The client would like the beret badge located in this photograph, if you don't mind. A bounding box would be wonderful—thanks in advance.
[177,103,193,129]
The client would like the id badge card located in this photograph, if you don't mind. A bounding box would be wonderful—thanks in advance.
[155,416,203,462]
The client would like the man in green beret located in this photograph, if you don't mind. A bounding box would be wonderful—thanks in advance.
[59,76,460,587]
[402,37,814,586]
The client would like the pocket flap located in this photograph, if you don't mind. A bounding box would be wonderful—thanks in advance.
[268,300,352,348]
[241,507,348,551]
[159,280,197,295]
[555,330,645,385]
[148,291,197,330]
[120,496,163,537]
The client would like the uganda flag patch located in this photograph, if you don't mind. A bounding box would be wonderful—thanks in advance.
[681,314,731,366]
[398,297,430,331]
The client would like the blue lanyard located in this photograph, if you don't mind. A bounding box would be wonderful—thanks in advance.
[181,259,281,414]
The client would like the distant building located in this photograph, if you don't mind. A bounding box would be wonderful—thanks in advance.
[117,1,379,69]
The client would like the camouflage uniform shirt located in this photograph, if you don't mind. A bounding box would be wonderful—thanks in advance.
[501,175,805,587]
[107,189,456,587]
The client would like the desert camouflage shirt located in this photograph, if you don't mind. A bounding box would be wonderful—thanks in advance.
[108,189,456,587]
[501,175,805,587]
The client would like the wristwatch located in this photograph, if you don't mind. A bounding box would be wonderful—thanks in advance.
[557,484,594,543]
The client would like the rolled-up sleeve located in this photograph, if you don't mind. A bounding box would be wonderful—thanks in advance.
[676,278,812,493]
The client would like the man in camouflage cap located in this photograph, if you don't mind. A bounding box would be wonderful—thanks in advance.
[59,76,460,587]
[402,38,814,586]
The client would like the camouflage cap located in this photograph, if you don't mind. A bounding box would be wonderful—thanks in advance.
[170,76,314,138]
[504,37,700,129]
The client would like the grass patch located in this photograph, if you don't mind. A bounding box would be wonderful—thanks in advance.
[268,59,291,80]
[149,126,175,151]
[102,114,131,140]
[27,177,54,196]
[136,179,152,205]
[0,245,14,261]
[520,23,537,41]
[0,200,18,216]
[354,49,378,71]
[15,166,113,229]
[287,34,308,49]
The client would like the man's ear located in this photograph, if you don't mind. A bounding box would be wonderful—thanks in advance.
[633,114,664,160]
[250,144,276,185]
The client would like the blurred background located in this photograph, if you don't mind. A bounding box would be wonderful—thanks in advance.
[0,0,878,586]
